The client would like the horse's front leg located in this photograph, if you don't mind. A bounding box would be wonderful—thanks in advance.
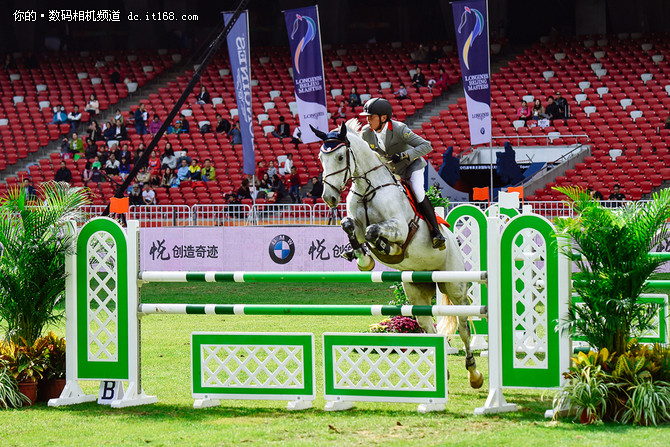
[341,217,375,271]
[365,218,408,256]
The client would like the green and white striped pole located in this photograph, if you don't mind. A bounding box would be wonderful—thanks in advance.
[138,270,487,284]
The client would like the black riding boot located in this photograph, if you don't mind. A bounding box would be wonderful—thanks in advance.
[418,198,446,250]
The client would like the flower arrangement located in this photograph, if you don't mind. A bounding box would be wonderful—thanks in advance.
[368,316,424,334]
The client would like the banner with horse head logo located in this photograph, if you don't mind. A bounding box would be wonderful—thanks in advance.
[224,11,255,175]
[452,0,491,146]
[284,6,329,144]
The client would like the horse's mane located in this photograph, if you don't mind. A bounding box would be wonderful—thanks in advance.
[345,118,363,136]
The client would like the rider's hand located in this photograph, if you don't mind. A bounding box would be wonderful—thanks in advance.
[390,152,409,163]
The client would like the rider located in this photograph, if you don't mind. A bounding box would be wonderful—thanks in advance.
[359,98,446,250]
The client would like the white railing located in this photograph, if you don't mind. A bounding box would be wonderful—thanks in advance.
[75,200,650,227]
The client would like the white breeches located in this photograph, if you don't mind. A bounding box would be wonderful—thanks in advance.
[409,168,425,202]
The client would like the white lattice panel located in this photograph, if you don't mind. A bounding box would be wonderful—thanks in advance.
[86,231,119,362]
[332,345,437,392]
[201,344,306,389]
[511,229,548,369]
[452,216,482,308]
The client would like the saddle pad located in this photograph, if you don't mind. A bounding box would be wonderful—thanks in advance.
[400,181,450,228]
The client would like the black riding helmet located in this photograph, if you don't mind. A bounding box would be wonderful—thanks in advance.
[359,98,392,118]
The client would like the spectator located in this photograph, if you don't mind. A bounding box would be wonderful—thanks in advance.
[516,100,531,122]
[334,100,346,124]
[411,44,428,64]
[60,137,73,159]
[608,184,626,201]
[112,119,128,140]
[113,108,125,126]
[84,139,98,160]
[167,120,181,134]
[67,105,82,133]
[271,116,291,139]
[89,166,103,184]
[161,144,177,170]
[287,166,302,203]
[255,160,266,180]
[664,115,670,130]
[110,63,124,84]
[179,113,190,133]
[270,174,287,200]
[85,94,99,118]
[118,143,133,164]
[88,120,104,142]
[177,159,190,182]
[188,159,202,181]
[103,120,115,140]
[135,143,147,163]
[3,54,16,71]
[215,113,231,134]
[201,159,216,182]
[411,67,426,91]
[148,150,162,183]
[129,183,143,206]
[531,99,547,121]
[160,167,176,188]
[257,172,272,199]
[229,121,242,147]
[303,176,323,204]
[91,155,102,170]
[134,104,147,135]
[348,87,361,110]
[291,127,302,148]
[586,187,604,201]
[281,153,294,176]
[427,44,443,65]
[22,179,37,200]
[554,92,569,119]
[545,96,560,122]
[136,166,151,185]
[237,178,252,200]
[142,183,156,205]
[195,85,211,105]
[394,83,408,100]
[70,133,84,154]
[119,157,130,178]
[54,161,72,183]
[82,162,93,186]
[148,114,162,134]
[105,154,121,175]
[267,160,278,178]
[432,67,449,91]
[176,147,192,167]
[52,105,68,124]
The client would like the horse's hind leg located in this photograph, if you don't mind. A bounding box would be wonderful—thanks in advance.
[438,281,484,389]
[341,217,375,271]
[401,282,436,334]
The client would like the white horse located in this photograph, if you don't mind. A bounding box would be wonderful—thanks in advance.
[312,120,483,389]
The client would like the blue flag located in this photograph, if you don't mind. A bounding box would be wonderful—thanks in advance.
[452,0,491,146]
[284,6,329,143]
[224,11,255,175]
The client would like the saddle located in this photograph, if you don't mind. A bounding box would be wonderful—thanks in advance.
[367,180,448,264]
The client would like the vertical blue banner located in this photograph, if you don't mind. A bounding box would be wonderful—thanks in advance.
[284,6,329,144]
[452,0,491,146]
[224,11,255,175]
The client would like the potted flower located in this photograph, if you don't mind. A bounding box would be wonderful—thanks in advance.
[34,332,67,401]
[0,181,90,346]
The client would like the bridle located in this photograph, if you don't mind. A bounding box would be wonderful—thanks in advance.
[320,136,399,226]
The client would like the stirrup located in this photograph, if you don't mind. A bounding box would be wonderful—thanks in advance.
[432,232,446,250]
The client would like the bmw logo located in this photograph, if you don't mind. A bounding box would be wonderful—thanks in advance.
[269,234,295,264]
[480,127,485,135]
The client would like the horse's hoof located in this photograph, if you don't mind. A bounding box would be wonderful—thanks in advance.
[432,234,446,250]
[469,370,484,389]
[357,257,375,271]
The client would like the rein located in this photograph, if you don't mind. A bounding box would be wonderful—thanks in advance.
[322,140,399,227]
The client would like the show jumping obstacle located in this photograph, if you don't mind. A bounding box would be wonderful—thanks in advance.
[49,205,574,415]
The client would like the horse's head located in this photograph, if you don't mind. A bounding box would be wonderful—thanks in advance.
[312,123,351,208]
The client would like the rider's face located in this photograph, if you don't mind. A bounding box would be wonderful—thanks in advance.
[367,114,380,131]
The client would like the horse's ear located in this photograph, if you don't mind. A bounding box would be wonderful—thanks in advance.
[309,124,328,141]
[338,122,347,140]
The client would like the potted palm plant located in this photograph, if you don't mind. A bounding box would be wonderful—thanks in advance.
[0,181,90,346]
[553,186,670,356]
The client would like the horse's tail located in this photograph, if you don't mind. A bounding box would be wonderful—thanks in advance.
[435,292,459,335]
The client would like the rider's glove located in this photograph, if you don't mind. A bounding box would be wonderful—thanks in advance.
[390,152,409,163]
